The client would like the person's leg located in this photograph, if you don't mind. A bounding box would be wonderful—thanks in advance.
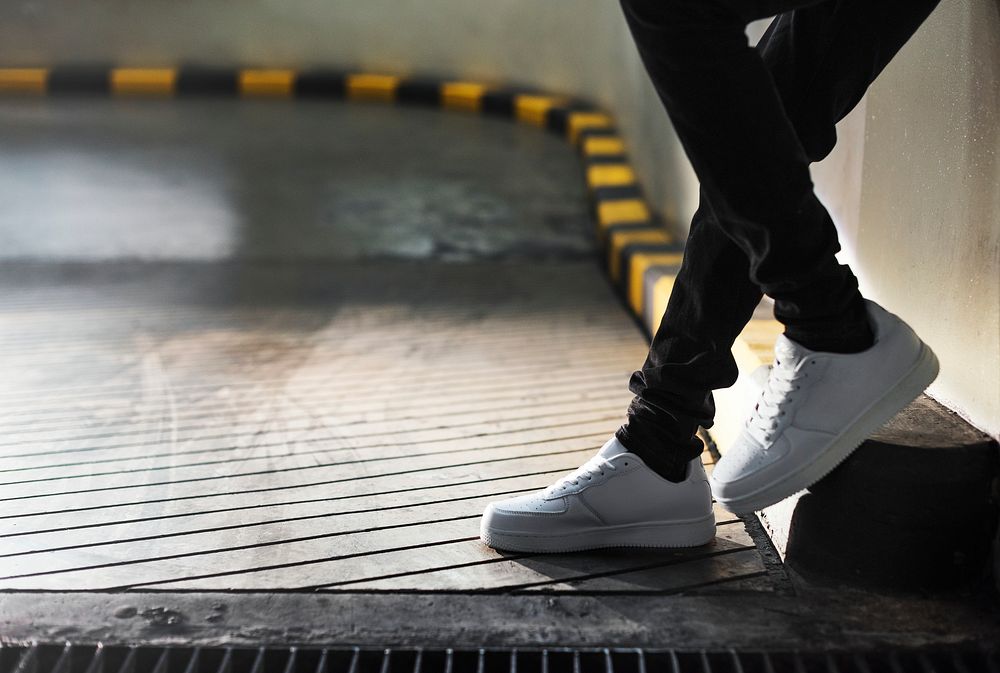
[615,200,763,480]
[617,0,941,481]
[480,0,942,551]
[759,0,940,165]
[619,0,868,351]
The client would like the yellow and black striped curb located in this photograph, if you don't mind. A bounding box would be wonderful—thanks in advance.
[0,64,691,338]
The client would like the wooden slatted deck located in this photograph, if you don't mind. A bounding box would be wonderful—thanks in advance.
[0,261,771,594]
[0,101,794,653]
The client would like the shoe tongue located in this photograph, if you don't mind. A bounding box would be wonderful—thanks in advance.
[773,334,811,367]
[597,437,629,459]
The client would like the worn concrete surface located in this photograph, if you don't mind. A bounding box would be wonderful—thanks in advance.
[1,590,998,651]
[0,99,592,262]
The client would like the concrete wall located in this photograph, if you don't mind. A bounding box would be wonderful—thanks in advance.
[0,0,997,436]
[812,0,1000,438]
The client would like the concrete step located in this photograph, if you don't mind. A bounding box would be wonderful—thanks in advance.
[758,394,998,592]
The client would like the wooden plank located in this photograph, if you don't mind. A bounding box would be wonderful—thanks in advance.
[0,373,630,443]
[0,517,479,590]
[0,450,596,530]
[0,434,609,515]
[119,525,762,593]
[2,472,568,554]
[0,400,630,476]
[530,547,767,593]
[0,364,635,431]
[0,386,631,457]
[0,262,775,595]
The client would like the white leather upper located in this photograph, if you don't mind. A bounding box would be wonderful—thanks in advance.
[711,300,926,499]
[485,437,714,535]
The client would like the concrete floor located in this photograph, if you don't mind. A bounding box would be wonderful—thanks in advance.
[0,99,592,262]
[0,99,997,651]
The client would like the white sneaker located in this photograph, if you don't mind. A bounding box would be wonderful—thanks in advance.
[479,437,716,552]
[710,299,939,514]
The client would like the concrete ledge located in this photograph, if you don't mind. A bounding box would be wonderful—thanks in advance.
[764,395,999,591]
[700,313,999,591]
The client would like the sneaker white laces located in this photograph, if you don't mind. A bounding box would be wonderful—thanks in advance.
[746,356,813,444]
[548,455,618,493]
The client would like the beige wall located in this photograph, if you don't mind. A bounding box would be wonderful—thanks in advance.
[814,0,1000,437]
[1,0,997,435]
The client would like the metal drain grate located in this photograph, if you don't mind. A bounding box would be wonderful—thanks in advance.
[0,644,997,673]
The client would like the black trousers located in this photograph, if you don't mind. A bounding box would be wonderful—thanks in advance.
[614,0,941,468]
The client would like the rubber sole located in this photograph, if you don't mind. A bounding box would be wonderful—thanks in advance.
[479,513,717,553]
[713,342,940,515]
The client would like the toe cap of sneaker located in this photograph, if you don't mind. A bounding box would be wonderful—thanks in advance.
[480,490,618,540]
[490,492,568,516]
[480,493,567,536]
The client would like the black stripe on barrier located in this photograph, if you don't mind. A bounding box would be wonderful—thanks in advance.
[619,240,685,257]
[294,70,348,98]
[606,230,684,288]
[576,127,620,143]
[47,66,112,95]
[481,90,519,117]
[583,154,630,166]
[176,67,239,96]
[590,185,645,205]
[600,221,659,249]
[598,220,658,248]
[396,78,443,106]
[545,103,596,136]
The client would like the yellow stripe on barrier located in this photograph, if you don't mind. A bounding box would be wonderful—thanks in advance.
[111,68,177,96]
[628,252,684,315]
[583,136,626,157]
[567,112,614,144]
[587,164,637,191]
[240,69,296,97]
[597,199,651,234]
[712,317,781,453]
[608,228,673,282]
[514,94,565,126]
[740,318,783,364]
[0,68,48,94]
[650,274,678,332]
[346,74,400,102]
[442,82,487,112]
